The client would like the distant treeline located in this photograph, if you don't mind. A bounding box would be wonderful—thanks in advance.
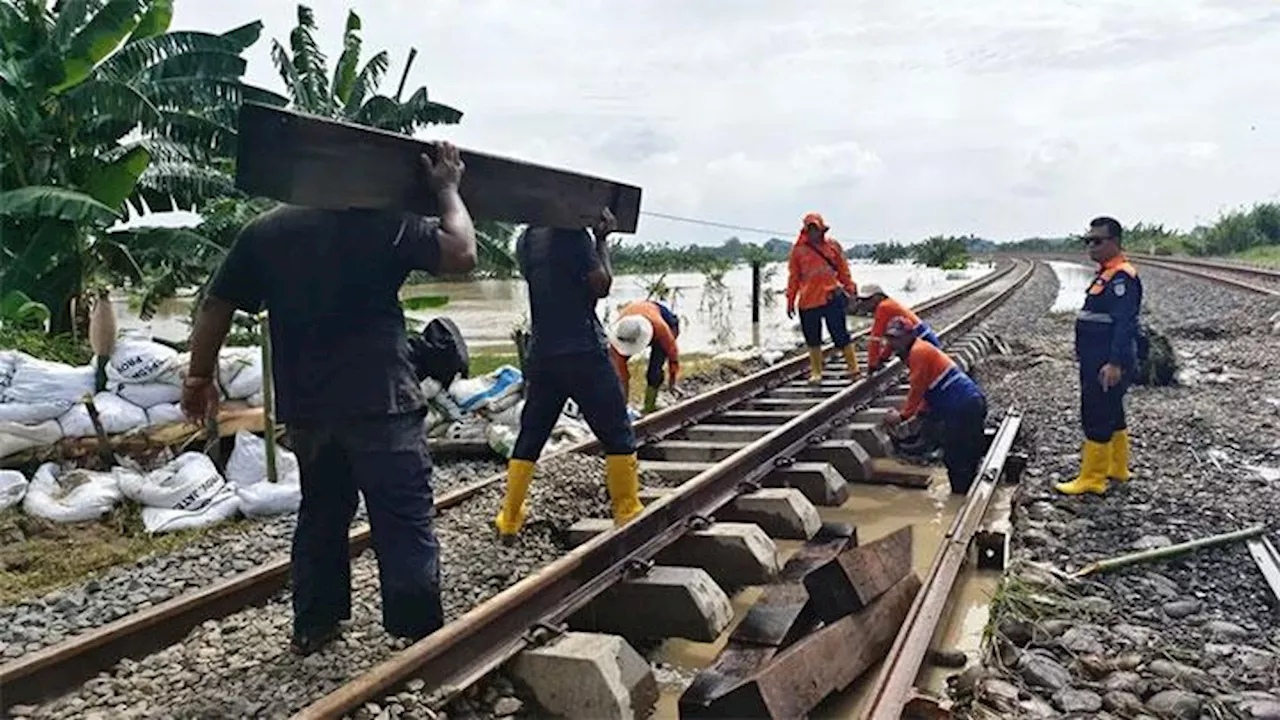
[1005,202,1280,259]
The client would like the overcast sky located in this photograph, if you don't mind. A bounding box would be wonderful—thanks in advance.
[174,1,1280,246]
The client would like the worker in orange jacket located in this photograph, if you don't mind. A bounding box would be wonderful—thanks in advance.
[608,299,680,414]
[855,284,941,372]
[881,317,988,494]
[785,212,860,384]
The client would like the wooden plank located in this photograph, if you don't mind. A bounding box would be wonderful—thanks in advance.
[870,457,935,489]
[679,573,922,718]
[729,536,851,648]
[235,102,643,232]
[803,526,914,622]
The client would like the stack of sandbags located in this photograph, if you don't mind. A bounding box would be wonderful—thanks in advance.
[0,352,95,424]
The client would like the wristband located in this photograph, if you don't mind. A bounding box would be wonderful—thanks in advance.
[184,376,213,387]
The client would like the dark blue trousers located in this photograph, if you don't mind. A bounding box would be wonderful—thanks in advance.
[514,348,636,460]
[288,411,443,640]
[799,295,852,348]
[939,395,989,494]
[1076,328,1130,443]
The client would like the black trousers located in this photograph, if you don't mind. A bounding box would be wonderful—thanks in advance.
[288,411,443,640]
[514,348,636,460]
[940,396,989,494]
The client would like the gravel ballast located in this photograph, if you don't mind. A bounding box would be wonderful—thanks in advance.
[16,453,666,720]
[963,259,1280,719]
[0,459,503,662]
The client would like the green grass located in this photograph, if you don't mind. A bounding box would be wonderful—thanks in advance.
[1231,245,1280,266]
[0,328,93,364]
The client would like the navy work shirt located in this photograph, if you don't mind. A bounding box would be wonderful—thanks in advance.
[207,205,442,425]
[516,227,608,358]
[1076,254,1143,368]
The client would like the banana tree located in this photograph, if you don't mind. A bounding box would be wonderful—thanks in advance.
[0,0,287,332]
[269,4,517,274]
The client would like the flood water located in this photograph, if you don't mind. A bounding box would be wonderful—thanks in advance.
[653,470,1014,718]
[1047,260,1096,314]
[113,261,992,355]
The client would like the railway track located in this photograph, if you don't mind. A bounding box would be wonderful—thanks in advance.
[0,258,1035,720]
[1126,253,1280,297]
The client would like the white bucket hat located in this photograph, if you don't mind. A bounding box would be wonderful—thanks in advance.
[609,315,654,357]
[857,283,885,299]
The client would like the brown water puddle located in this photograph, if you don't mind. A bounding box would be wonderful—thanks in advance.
[650,471,1014,719]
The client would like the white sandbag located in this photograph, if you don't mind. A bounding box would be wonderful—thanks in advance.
[2,353,95,405]
[235,476,301,518]
[145,402,187,427]
[57,393,148,438]
[449,366,522,413]
[486,423,517,458]
[484,399,524,429]
[0,469,28,512]
[117,452,226,511]
[246,391,263,408]
[225,430,300,488]
[141,485,241,534]
[221,348,263,397]
[0,419,63,459]
[115,381,182,408]
[0,400,73,424]
[419,377,443,400]
[103,332,180,385]
[0,350,16,389]
[216,347,257,391]
[22,463,123,523]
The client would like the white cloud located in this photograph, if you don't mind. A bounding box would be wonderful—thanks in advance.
[173,0,1280,244]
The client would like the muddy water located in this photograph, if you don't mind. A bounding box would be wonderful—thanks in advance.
[1047,260,1096,314]
[651,470,1015,718]
[111,261,992,355]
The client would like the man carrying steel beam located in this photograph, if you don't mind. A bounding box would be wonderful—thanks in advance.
[608,299,681,414]
[182,144,477,655]
[494,208,645,540]
[881,317,988,494]
[855,283,942,373]
[1055,216,1143,495]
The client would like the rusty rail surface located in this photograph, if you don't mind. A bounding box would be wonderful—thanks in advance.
[294,259,1036,719]
[0,260,1017,713]
[861,409,1024,720]
[1128,252,1280,280]
[1132,255,1280,297]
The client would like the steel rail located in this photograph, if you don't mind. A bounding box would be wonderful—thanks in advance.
[861,409,1024,720]
[294,259,1036,719]
[1128,252,1280,280]
[1133,256,1280,297]
[0,260,1016,713]
[1246,535,1280,603]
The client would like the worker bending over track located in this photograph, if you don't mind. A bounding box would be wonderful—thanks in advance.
[495,209,645,540]
[608,299,681,414]
[881,317,988,494]
[786,212,860,384]
[1056,216,1143,495]
[855,284,941,372]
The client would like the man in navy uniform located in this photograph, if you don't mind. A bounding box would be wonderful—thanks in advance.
[182,144,477,654]
[1056,216,1143,495]
[493,208,645,540]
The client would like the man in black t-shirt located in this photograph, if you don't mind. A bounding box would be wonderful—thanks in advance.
[494,208,644,540]
[181,144,477,654]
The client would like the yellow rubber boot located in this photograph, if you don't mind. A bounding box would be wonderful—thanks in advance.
[642,386,660,414]
[807,348,824,385]
[1108,429,1132,482]
[605,453,645,526]
[495,459,535,537]
[841,345,862,380]
[1055,441,1111,495]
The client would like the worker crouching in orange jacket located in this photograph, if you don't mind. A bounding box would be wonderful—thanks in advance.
[608,299,680,414]
[785,213,860,384]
